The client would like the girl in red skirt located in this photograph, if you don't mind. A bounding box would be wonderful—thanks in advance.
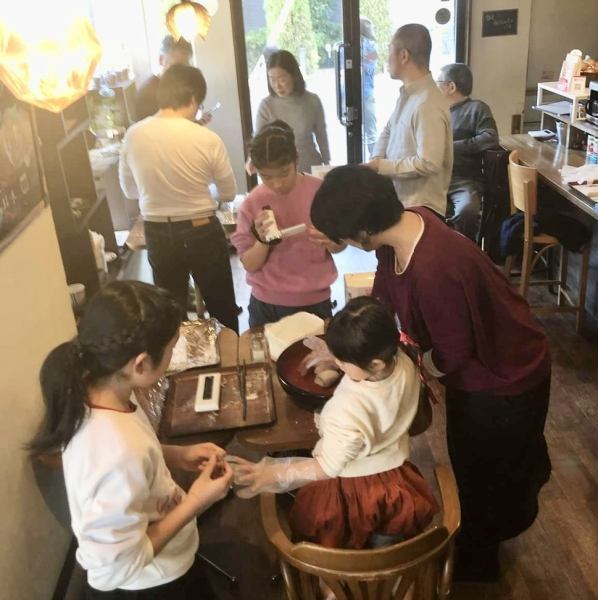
[235,296,438,549]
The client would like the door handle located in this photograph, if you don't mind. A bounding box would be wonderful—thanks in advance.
[335,42,347,126]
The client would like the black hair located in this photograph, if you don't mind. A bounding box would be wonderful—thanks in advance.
[311,165,405,243]
[266,50,306,96]
[157,64,206,109]
[327,296,398,370]
[441,63,473,96]
[249,120,298,169]
[27,281,181,457]
[160,34,193,57]
[360,17,376,41]
[393,24,432,69]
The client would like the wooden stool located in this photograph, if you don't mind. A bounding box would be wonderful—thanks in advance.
[504,150,590,333]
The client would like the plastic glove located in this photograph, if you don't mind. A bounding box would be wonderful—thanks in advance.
[298,336,338,375]
[233,457,326,499]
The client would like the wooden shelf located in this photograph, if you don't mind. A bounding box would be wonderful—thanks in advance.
[538,81,590,101]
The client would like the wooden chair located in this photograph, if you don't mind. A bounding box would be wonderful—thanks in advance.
[504,150,590,332]
[260,465,460,600]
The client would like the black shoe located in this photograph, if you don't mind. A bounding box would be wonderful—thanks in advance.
[453,543,500,583]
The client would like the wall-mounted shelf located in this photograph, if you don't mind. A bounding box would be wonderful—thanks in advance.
[534,81,592,149]
[35,97,118,297]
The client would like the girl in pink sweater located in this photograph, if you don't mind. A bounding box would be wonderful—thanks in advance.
[232,121,342,327]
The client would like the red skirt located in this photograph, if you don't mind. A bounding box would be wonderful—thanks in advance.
[289,461,439,549]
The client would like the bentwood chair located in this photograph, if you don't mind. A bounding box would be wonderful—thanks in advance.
[504,150,590,332]
[260,465,460,600]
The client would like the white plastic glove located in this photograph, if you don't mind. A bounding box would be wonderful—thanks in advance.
[232,457,327,499]
[299,336,338,375]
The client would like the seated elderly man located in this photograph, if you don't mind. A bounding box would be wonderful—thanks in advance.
[437,63,499,241]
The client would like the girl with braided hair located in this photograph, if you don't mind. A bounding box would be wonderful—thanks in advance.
[28,281,232,598]
[232,120,343,327]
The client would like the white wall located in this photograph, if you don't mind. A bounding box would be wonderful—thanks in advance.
[0,209,76,599]
[469,0,532,135]
[194,2,248,193]
[527,0,598,86]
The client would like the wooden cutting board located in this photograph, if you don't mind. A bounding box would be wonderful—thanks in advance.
[160,363,276,438]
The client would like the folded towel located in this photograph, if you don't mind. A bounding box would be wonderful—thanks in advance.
[265,312,325,361]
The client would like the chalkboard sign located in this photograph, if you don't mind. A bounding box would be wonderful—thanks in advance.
[0,85,45,252]
[482,9,518,38]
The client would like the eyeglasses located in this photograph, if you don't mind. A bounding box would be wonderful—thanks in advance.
[435,80,451,86]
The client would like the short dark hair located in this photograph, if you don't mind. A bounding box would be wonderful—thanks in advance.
[327,296,398,369]
[157,64,206,109]
[311,165,405,243]
[249,120,298,169]
[160,34,193,57]
[266,50,306,95]
[393,24,432,69]
[441,63,473,96]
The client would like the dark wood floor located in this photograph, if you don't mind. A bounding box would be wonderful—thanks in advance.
[124,247,598,600]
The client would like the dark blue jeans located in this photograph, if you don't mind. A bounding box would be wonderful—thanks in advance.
[248,294,332,328]
[144,217,238,332]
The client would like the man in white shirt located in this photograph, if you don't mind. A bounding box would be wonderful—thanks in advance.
[120,65,239,331]
[366,24,452,217]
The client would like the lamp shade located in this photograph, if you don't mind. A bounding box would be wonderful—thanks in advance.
[0,11,102,113]
[165,1,212,42]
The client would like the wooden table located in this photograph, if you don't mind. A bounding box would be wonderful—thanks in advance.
[235,330,319,452]
[500,134,598,222]
[161,327,319,453]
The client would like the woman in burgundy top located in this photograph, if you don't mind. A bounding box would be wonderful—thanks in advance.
[311,166,551,581]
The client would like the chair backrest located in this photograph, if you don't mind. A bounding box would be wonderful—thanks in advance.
[508,150,538,216]
[261,465,460,600]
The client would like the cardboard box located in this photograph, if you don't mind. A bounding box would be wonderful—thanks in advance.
[344,272,375,303]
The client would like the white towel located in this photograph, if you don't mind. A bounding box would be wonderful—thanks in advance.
[265,312,325,361]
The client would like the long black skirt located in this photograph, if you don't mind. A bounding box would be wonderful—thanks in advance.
[445,373,552,549]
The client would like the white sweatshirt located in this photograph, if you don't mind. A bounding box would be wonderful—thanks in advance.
[119,115,237,219]
[313,351,421,478]
[62,399,199,591]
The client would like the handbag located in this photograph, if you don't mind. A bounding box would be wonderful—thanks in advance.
[399,332,438,437]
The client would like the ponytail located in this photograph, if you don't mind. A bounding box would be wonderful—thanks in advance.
[28,340,88,457]
[27,281,181,458]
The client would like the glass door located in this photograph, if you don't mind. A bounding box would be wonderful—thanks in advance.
[238,0,348,169]
[358,0,464,160]
[233,0,467,171]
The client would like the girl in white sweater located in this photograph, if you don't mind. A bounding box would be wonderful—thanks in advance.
[235,296,438,548]
[28,281,233,597]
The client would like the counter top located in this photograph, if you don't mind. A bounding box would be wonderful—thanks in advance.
[500,134,598,221]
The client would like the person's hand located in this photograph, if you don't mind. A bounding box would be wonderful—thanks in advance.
[197,112,213,126]
[245,157,257,176]
[308,226,346,253]
[362,157,380,172]
[253,208,274,242]
[185,455,233,513]
[298,336,338,375]
[233,457,286,499]
[177,443,226,472]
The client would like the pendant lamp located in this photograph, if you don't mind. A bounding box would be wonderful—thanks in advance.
[166,1,219,42]
[0,7,102,113]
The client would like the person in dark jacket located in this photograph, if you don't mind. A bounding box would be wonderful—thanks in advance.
[437,63,499,240]
[135,36,194,121]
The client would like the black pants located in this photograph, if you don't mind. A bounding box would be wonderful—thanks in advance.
[85,557,215,599]
[248,295,332,328]
[144,218,238,332]
[445,374,552,549]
